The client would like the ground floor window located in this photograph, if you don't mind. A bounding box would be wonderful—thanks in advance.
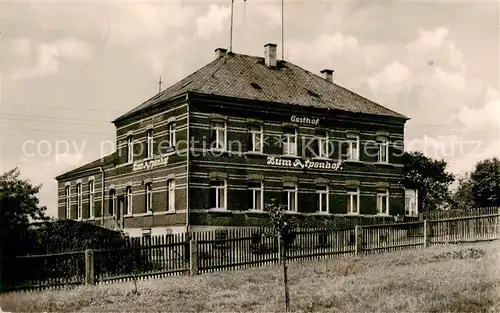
[316,185,328,213]
[167,179,175,212]
[210,180,226,209]
[248,182,263,210]
[109,189,116,215]
[377,189,389,215]
[347,187,359,214]
[283,184,297,211]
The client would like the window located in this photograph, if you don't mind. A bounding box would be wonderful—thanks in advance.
[168,123,176,148]
[347,136,359,161]
[147,130,154,158]
[248,182,263,210]
[89,181,94,219]
[126,186,133,215]
[109,189,116,215]
[210,180,226,209]
[347,187,359,214]
[65,185,71,219]
[378,138,389,163]
[211,121,226,150]
[315,130,329,158]
[167,179,175,211]
[405,189,418,216]
[283,184,297,211]
[283,127,297,155]
[127,136,133,163]
[316,185,329,213]
[145,183,152,212]
[248,124,263,153]
[377,190,389,215]
[76,183,82,220]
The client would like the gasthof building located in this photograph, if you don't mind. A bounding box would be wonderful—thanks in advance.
[56,44,419,237]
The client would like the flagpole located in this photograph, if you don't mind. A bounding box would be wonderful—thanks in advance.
[281,0,284,60]
[229,0,234,52]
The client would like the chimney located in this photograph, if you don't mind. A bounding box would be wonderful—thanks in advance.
[320,69,334,83]
[264,43,277,68]
[214,48,227,60]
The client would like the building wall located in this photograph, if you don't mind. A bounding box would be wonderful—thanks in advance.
[57,101,189,230]
[187,96,406,227]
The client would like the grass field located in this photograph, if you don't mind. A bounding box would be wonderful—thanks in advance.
[2,242,500,313]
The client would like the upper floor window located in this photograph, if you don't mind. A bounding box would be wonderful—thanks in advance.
[378,138,389,163]
[283,127,297,156]
[248,182,263,210]
[316,185,329,213]
[347,136,359,161]
[315,130,329,158]
[283,184,298,211]
[65,185,71,219]
[167,179,175,212]
[88,181,94,219]
[168,123,176,148]
[146,130,154,159]
[211,121,226,150]
[347,187,359,214]
[76,183,82,220]
[210,180,226,210]
[145,183,153,213]
[109,189,116,216]
[248,124,263,153]
[377,189,389,215]
[127,136,133,163]
[126,186,133,215]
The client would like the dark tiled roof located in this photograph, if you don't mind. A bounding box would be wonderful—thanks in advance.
[114,52,407,122]
[55,153,116,180]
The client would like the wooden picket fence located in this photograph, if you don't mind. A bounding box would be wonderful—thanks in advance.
[420,206,500,221]
[2,213,500,293]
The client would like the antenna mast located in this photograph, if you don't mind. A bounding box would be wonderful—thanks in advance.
[229,0,235,52]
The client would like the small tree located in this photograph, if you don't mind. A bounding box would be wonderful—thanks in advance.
[266,198,297,312]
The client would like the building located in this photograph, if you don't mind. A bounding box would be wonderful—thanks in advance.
[55,43,419,237]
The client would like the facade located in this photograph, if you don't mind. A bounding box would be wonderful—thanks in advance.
[56,44,418,237]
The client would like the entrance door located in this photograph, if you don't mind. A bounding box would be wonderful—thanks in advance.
[117,196,125,229]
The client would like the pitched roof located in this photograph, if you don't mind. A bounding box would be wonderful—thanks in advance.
[55,153,116,180]
[114,52,407,123]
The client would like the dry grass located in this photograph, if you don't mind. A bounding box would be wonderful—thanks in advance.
[2,242,500,313]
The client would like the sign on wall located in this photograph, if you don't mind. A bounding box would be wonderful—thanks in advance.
[290,115,320,126]
[267,156,343,170]
[133,157,169,171]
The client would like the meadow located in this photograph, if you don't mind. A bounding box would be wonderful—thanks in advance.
[1,241,499,313]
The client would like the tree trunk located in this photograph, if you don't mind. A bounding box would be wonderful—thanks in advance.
[282,239,290,312]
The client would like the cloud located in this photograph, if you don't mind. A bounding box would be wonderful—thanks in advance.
[288,32,358,62]
[12,38,31,57]
[12,38,94,80]
[195,4,231,39]
[367,61,411,95]
[407,27,449,50]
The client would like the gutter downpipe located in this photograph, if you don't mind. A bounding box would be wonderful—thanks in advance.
[100,166,105,226]
[186,93,190,236]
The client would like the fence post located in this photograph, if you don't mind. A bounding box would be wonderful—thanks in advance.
[354,225,362,257]
[190,239,198,275]
[423,220,427,248]
[85,249,94,285]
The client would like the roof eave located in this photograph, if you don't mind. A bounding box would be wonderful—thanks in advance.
[112,92,189,125]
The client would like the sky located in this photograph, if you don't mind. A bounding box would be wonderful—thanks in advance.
[0,0,499,218]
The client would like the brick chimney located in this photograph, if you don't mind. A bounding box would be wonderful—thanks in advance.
[264,43,277,68]
[214,48,227,60]
[320,69,334,82]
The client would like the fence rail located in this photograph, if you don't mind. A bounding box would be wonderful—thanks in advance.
[2,213,500,292]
